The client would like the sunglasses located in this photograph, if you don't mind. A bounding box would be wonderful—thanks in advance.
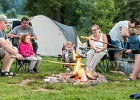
[91,29,98,31]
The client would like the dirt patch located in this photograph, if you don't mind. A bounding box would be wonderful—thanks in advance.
[34,87,59,92]
[17,79,32,86]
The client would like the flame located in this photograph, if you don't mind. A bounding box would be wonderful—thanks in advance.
[72,50,88,82]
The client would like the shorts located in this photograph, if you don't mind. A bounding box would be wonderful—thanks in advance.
[0,48,6,59]
[111,40,124,53]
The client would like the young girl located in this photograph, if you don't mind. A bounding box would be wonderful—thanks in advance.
[19,33,42,74]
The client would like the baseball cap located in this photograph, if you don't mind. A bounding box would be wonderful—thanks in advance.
[0,15,8,22]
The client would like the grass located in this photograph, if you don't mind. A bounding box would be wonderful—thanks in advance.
[0,56,139,100]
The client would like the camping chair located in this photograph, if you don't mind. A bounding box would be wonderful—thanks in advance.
[58,43,77,70]
[96,35,115,73]
[15,58,30,73]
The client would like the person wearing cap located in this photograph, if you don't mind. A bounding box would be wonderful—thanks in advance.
[0,15,23,77]
[7,17,38,54]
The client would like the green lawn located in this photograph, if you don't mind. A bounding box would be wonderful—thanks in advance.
[0,57,139,100]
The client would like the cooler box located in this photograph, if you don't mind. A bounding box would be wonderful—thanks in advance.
[116,58,134,75]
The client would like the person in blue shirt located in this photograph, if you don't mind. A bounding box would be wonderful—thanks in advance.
[125,28,140,58]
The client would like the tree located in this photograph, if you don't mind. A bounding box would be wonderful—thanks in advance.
[122,0,140,19]
[23,0,71,23]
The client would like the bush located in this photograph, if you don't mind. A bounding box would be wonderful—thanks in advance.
[6,8,17,18]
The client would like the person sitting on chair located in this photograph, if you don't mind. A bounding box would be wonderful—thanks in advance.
[62,41,76,71]
[0,15,23,77]
[18,33,42,74]
[125,28,140,58]
[86,24,108,73]
[7,17,38,54]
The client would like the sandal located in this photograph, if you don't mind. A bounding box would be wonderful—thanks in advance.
[1,71,18,77]
[8,72,18,76]
[124,77,134,81]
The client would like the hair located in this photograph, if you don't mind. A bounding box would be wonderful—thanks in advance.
[129,28,137,36]
[66,41,72,46]
[130,17,140,26]
[21,17,29,22]
[91,24,101,33]
[18,33,32,48]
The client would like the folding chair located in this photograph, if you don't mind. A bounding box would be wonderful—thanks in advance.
[15,58,30,73]
[96,35,115,73]
[58,42,77,70]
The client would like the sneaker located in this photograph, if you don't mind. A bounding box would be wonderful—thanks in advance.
[66,67,71,72]
[33,68,39,73]
[27,69,36,74]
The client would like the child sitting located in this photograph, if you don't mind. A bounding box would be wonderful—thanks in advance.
[125,28,140,58]
[18,33,42,74]
[62,41,76,71]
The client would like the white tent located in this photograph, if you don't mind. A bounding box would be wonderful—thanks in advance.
[30,15,82,56]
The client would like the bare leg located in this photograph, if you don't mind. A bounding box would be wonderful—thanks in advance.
[114,51,123,69]
[129,54,140,80]
[1,47,17,72]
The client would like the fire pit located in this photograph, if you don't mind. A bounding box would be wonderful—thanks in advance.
[44,50,108,86]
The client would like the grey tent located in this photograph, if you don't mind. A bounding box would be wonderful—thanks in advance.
[30,15,82,56]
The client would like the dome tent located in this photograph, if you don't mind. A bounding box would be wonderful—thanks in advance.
[29,15,82,56]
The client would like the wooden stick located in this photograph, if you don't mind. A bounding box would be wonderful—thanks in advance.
[80,36,128,51]
[10,57,85,66]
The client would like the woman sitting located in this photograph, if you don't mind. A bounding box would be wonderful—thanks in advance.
[86,24,108,73]
[18,33,42,74]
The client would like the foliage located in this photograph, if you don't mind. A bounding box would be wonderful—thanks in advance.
[6,8,17,18]
[23,0,119,35]
[122,0,140,19]
[0,57,139,100]
[0,0,15,13]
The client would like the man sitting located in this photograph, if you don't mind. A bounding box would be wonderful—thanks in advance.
[0,15,23,77]
[7,17,38,54]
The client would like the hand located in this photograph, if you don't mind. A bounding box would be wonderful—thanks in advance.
[95,48,102,53]
[16,54,24,60]
[34,54,37,57]
[125,50,132,54]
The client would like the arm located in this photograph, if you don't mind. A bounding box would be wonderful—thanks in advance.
[19,44,30,57]
[6,39,13,46]
[132,50,140,54]
[31,35,37,40]
[121,26,129,37]
[125,49,140,54]
[30,27,37,40]
[7,33,19,38]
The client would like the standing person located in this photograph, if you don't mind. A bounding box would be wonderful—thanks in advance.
[109,17,140,68]
[7,17,38,54]
[86,24,108,73]
[0,15,23,77]
[125,50,140,81]
[19,33,42,74]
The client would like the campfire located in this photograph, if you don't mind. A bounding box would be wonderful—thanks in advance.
[44,50,108,85]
